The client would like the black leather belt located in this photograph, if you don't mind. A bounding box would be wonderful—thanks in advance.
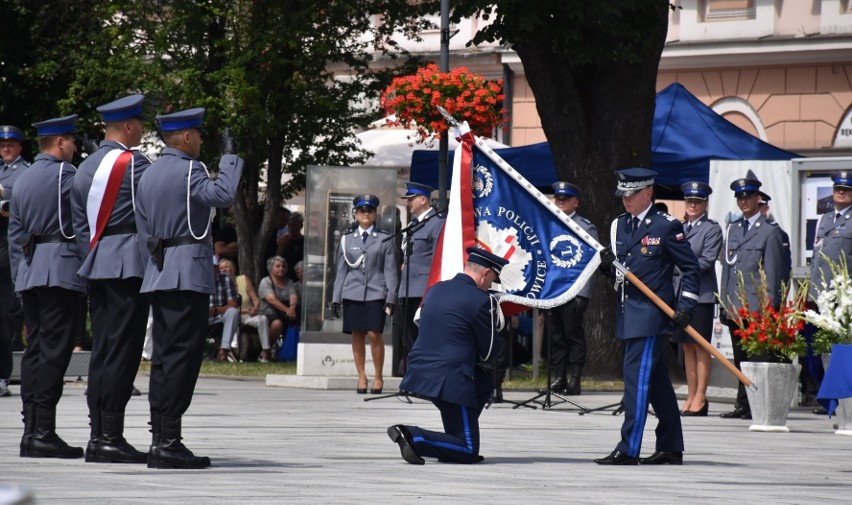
[33,234,75,245]
[101,223,137,236]
[163,235,209,248]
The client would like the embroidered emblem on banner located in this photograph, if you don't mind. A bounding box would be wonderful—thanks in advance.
[549,234,583,269]
[472,163,494,198]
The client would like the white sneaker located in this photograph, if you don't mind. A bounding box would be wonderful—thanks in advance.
[0,379,11,397]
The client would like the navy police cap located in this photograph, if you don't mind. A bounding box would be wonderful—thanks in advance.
[32,114,78,136]
[403,182,434,199]
[681,181,712,200]
[97,94,145,122]
[730,170,762,198]
[614,168,657,197]
[466,246,510,281]
[757,191,772,206]
[156,107,205,132]
[0,125,25,142]
[553,181,580,198]
[353,194,380,209]
[832,171,852,189]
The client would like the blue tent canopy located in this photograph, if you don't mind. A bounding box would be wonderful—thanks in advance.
[409,83,798,192]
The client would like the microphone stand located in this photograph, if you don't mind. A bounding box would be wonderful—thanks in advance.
[365,207,444,403]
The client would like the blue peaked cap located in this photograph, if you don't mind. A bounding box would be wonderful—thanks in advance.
[730,169,762,197]
[0,125,24,142]
[681,181,712,200]
[466,246,509,281]
[353,194,380,209]
[404,182,434,199]
[97,94,145,122]
[832,171,852,189]
[614,168,657,197]
[552,181,580,198]
[32,114,78,136]
[156,107,205,132]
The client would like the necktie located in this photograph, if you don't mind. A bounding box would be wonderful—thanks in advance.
[631,217,639,235]
[743,220,749,235]
[362,231,369,244]
[686,223,693,234]
[836,212,842,223]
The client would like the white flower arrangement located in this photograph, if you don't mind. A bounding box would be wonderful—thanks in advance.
[804,255,852,354]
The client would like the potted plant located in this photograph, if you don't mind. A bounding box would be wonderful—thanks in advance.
[804,255,852,354]
[720,266,808,432]
[380,64,505,144]
[804,255,852,433]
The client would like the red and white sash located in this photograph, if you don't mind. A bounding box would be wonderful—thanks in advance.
[87,149,133,249]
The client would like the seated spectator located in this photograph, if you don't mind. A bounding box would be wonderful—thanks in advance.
[209,259,240,361]
[214,207,239,273]
[258,256,298,348]
[277,212,304,282]
[219,259,272,363]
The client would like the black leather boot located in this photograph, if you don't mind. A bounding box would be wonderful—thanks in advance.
[85,410,101,462]
[88,411,147,464]
[564,374,582,396]
[148,416,211,469]
[28,407,83,459]
[19,404,36,457]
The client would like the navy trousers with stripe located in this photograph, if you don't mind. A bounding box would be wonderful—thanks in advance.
[404,373,492,463]
[616,335,683,458]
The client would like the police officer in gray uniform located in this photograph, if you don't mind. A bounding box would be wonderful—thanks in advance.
[548,181,598,395]
[673,181,723,416]
[135,108,243,469]
[719,172,789,420]
[0,125,29,398]
[398,182,444,373]
[332,194,399,394]
[9,115,86,459]
[810,171,852,294]
[70,95,151,464]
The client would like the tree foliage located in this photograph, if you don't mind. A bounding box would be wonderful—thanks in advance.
[2,0,431,285]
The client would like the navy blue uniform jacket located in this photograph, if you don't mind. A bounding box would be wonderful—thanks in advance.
[399,273,498,409]
[612,209,700,339]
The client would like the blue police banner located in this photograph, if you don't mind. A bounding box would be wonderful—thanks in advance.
[431,128,603,309]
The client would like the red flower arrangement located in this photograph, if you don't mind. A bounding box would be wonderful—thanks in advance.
[380,64,505,143]
[721,267,808,362]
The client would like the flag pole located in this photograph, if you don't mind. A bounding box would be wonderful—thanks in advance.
[437,107,757,391]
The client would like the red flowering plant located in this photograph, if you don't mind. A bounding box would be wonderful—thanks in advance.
[720,266,809,362]
[380,64,505,144]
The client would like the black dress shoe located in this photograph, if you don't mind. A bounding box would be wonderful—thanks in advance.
[387,425,424,465]
[593,449,639,465]
[682,401,709,417]
[812,406,828,415]
[720,406,750,419]
[640,451,683,465]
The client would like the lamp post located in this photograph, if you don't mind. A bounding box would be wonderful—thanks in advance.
[438,0,450,209]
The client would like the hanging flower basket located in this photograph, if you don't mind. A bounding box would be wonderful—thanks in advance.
[380,64,505,143]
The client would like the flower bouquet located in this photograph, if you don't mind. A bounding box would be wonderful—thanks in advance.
[721,266,808,362]
[380,64,504,143]
[804,255,852,354]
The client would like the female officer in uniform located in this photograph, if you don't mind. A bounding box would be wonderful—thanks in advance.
[673,182,723,417]
[332,195,398,394]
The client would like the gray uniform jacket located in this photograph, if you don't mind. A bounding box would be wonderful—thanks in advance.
[8,153,85,293]
[0,156,29,283]
[571,213,598,299]
[71,140,150,280]
[135,148,243,295]
[333,228,399,304]
[721,215,788,312]
[809,207,852,296]
[398,207,444,298]
[674,215,723,304]
[0,155,29,201]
